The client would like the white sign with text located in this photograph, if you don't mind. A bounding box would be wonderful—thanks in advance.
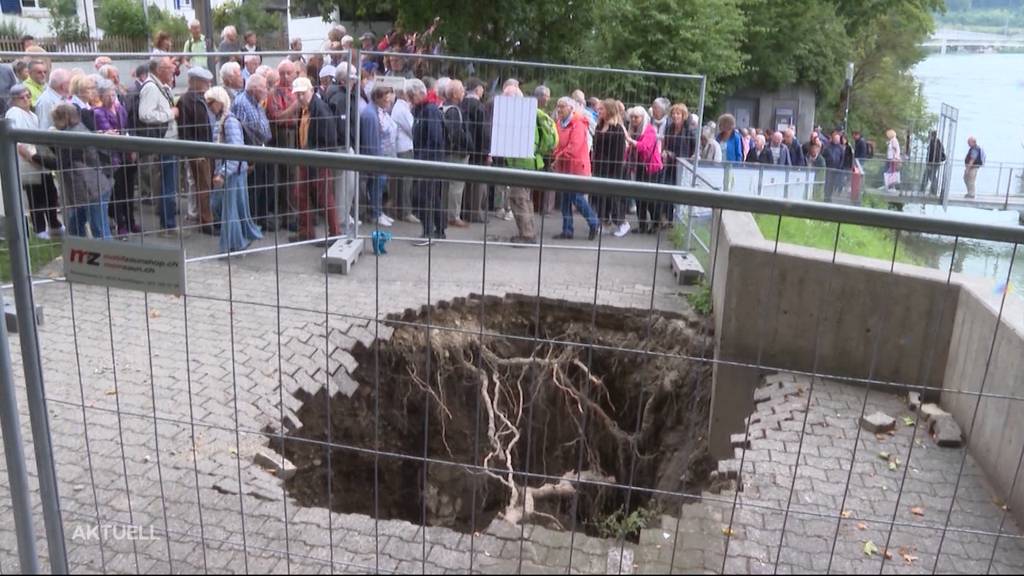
[490,95,537,159]
[63,237,185,296]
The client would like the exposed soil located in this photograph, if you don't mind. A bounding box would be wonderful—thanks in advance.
[271,294,715,540]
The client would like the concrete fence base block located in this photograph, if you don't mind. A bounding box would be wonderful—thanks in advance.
[4,300,44,334]
[671,253,705,286]
[321,238,365,275]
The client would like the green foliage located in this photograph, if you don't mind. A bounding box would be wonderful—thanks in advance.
[595,0,746,105]
[0,18,26,39]
[96,0,149,39]
[595,503,661,540]
[148,5,189,43]
[0,237,63,283]
[753,213,925,265]
[214,0,283,38]
[687,282,713,317]
[41,0,89,43]
[738,0,850,104]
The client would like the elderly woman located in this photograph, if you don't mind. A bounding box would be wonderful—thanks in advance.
[885,128,902,191]
[745,134,771,164]
[93,78,138,236]
[553,96,599,241]
[663,103,697,184]
[69,73,99,129]
[591,98,630,237]
[717,114,744,163]
[206,86,262,253]
[51,104,111,239]
[626,106,665,234]
[650,97,671,143]
[700,125,723,162]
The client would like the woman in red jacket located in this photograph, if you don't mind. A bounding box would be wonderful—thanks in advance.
[553,97,600,240]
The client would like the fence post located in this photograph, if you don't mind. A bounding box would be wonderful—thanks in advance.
[0,120,69,574]
[1005,168,1013,211]
[0,290,40,574]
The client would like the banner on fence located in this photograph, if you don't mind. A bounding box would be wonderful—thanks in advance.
[489,95,537,159]
[62,237,185,296]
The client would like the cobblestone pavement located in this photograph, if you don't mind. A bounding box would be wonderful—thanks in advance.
[0,215,1021,574]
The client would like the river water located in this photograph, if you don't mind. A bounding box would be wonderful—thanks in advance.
[903,52,1024,294]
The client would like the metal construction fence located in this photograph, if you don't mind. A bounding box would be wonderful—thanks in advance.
[1,120,1024,575]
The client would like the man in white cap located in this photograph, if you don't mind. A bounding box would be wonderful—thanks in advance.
[179,66,215,233]
[291,77,339,243]
[318,64,336,97]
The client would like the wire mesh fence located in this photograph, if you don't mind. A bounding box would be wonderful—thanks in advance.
[0,51,1024,576]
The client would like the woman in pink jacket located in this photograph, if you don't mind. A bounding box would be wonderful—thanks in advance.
[553,97,600,240]
[626,106,666,233]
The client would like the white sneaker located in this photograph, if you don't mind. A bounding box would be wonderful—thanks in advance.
[502,210,514,221]
[382,214,395,226]
[375,216,393,227]
[404,214,421,224]
[614,222,631,238]
[35,230,50,240]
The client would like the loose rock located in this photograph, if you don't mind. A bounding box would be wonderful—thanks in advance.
[861,411,896,434]
[920,403,950,422]
[254,450,298,480]
[907,392,921,412]
[931,415,964,448]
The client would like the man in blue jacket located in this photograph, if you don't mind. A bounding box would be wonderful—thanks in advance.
[407,78,447,245]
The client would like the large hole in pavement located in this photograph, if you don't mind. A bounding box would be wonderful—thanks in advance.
[270,294,716,540]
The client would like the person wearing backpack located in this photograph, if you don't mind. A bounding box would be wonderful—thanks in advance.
[496,85,558,244]
[442,79,474,227]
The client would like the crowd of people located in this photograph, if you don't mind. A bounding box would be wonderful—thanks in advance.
[0,23,990,253]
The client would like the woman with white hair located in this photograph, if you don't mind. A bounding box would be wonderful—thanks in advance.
[205,86,262,253]
[885,128,901,191]
[625,106,665,233]
[700,125,723,162]
[552,96,600,240]
[218,25,242,67]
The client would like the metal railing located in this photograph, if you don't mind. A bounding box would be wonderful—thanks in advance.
[2,79,1024,576]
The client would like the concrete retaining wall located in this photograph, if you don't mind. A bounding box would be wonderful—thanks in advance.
[708,210,958,458]
[709,208,1024,523]
[942,278,1024,520]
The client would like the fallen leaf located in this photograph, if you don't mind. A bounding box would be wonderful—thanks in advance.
[149,309,161,319]
[878,451,891,461]
[910,506,925,517]
[864,540,879,557]
[902,417,916,427]
[104,388,117,396]
[884,550,894,560]
[841,510,852,519]
[722,527,735,537]
[856,522,868,531]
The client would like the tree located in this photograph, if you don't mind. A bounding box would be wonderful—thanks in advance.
[41,0,89,43]
[593,0,747,106]
[738,0,851,104]
[96,0,149,39]
[214,0,283,38]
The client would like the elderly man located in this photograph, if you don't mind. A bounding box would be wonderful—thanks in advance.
[267,59,300,231]
[964,136,984,199]
[179,67,215,234]
[291,77,339,243]
[461,77,490,223]
[442,79,473,227]
[532,84,557,215]
[408,78,446,244]
[219,61,244,101]
[767,131,792,166]
[35,67,71,131]
[242,54,260,82]
[233,74,274,230]
[24,60,47,106]
[326,62,361,229]
[6,83,62,237]
[782,128,804,168]
[138,57,180,233]
[184,19,208,71]
[218,25,242,67]
[494,84,556,244]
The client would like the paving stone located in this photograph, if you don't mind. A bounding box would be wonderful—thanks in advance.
[860,411,896,434]
[931,414,965,448]
[921,403,951,422]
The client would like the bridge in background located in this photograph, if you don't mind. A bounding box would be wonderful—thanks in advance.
[922,28,1024,53]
